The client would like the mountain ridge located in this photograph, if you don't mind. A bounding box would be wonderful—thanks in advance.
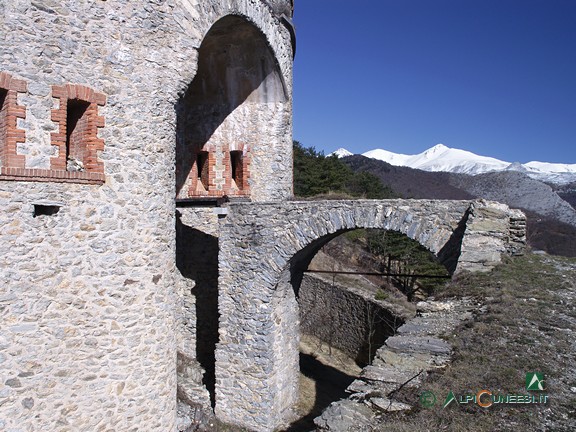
[332,144,576,184]
[342,154,576,257]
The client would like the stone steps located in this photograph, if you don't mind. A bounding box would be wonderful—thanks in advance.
[313,298,480,431]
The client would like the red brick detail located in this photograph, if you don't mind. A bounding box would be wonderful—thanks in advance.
[186,144,251,198]
[0,71,27,169]
[230,146,251,192]
[224,143,251,196]
[0,167,105,184]
[50,83,106,174]
[188,150,215,197]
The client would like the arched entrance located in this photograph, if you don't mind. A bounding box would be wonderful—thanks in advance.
[174,12,294,420]
[175,15,291,202]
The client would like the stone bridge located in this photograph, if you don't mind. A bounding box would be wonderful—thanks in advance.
[213,199,525,431]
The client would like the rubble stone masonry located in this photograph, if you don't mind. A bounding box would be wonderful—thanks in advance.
[0,1,293,431]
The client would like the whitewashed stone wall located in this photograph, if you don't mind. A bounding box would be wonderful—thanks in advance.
[0,1,294,431]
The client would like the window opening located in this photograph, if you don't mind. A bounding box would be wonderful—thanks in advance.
[33,204,61,217]
[230,150,243,189]
[0,89,7,157]
[66,99,90,172]
[197,151,209,191]
[0,88,7,113]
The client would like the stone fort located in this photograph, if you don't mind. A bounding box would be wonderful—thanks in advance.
[0,1,525,431]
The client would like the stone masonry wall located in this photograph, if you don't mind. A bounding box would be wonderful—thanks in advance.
[175,12,292,200]
[0,1,294,431]
[299,274,402,366]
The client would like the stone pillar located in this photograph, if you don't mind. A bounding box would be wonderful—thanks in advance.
[214,247,299,431]
[213,202,316,431]
[458,200,526,273]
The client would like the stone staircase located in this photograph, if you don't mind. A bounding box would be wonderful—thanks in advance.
[314,298,480,431]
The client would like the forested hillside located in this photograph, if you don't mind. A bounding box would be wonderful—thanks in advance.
[293,141,397,199]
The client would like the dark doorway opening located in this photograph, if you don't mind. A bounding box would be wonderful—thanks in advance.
[176,214,219,408]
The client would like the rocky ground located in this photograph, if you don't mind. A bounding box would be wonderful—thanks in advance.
[320,252,576,432]
[313,298,480,432]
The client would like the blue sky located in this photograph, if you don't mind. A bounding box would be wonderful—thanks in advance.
[292,0,576,164]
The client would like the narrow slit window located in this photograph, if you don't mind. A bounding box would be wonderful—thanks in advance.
[0,88,7,114]
[0,89,7,156]
[66,99,90,172]
[197,151,209,191]
[230,150,243,189]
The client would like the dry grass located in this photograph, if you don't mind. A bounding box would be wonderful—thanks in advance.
[380,253,576,431]
[191,254,576,431]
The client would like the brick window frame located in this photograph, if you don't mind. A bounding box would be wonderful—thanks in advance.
[226,145,250,194]
[50,84,106,182]
[0,80,106,185]
[188,148,216,197]
[0,71,27,170]
[186,144,251,198]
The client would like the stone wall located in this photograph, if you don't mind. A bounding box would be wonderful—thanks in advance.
[459,200,527,272]
[299,274,402,366]
[0,1,294,431]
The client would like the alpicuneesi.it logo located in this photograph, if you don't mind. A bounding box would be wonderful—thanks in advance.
[526,372,545,391]
[420,373,549,409]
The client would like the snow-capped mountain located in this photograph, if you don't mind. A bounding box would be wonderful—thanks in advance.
[334,144,576,184]
[331,148,354,158]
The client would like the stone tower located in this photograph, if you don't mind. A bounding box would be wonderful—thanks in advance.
[0,1,295,431]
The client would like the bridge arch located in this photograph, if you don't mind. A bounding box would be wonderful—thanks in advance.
[214,199,524,431]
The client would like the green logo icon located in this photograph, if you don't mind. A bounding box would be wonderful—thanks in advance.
[419,390,436,408]
[443,391,457,408]
[526,373,545,391]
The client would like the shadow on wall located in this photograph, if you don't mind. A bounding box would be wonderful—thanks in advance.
[175,15,287,198]
[176,215,219,407]
[437,208,471,274]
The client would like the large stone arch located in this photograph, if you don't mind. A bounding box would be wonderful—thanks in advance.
[174,1,294,202]
[214,199,525,431]
[172,2,297,427]
[175,0,294,89]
